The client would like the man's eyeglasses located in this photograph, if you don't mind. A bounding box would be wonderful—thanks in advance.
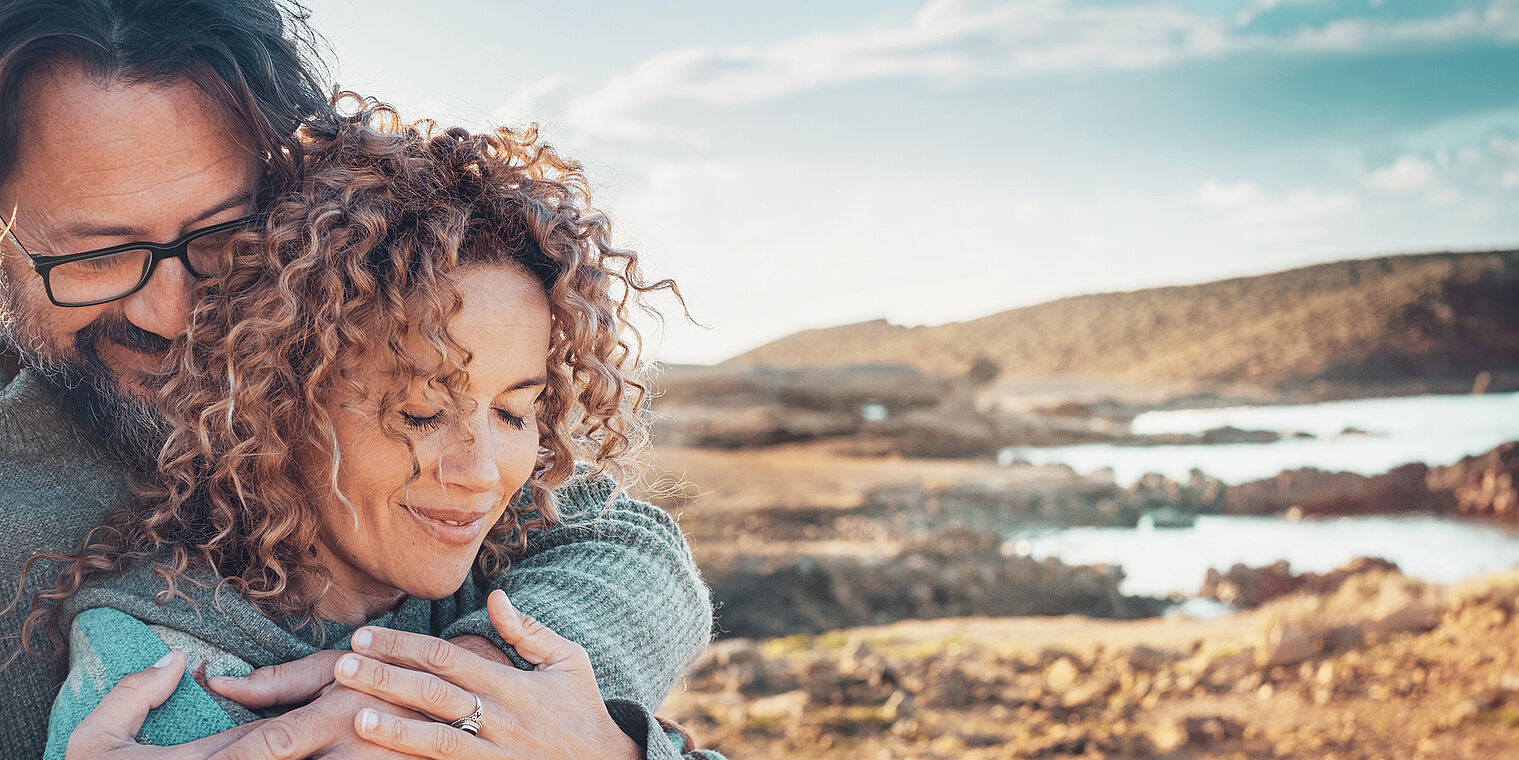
[2,215,257,308]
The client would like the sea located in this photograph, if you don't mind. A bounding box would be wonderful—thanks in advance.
[1002,392,1519,601]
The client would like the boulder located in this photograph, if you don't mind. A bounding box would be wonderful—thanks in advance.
[1428,442,1519,521]
[1364,599,1438,635]
[1257,623,1321,668]
[1199,556,1402,609]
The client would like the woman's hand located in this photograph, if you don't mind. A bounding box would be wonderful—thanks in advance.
[334,590,641,760]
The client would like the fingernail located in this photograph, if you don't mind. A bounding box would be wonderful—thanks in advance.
[359,708,379,733]
[352,628,372,649]
[338,654,359,678]
[151,650,176,669]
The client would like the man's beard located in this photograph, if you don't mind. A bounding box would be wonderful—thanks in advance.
[0,309,172,473]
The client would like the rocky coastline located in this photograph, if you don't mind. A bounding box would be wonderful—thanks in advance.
[643,362,1519,757]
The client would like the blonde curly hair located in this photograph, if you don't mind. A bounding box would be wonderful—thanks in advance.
[23,94,678,647]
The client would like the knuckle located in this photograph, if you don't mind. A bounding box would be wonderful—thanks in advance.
[387,717,411,744]
[246,662,281,683]
[419,677,452,711]
[434,726,464,757]
[111,676,144,697]
[423,638,456,671]
[374,630,400,658]
[63,728,97,759]
[495,710,528,739]
[366,662,390,691]
[256,720,303,759]
[519,614,546,636]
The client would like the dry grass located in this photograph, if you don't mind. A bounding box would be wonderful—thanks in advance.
[727,250,1519,390]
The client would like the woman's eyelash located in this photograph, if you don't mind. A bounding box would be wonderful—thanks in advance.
[401,409,528,431]
[400,411,444,431]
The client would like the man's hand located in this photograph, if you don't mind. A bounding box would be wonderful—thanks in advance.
[206,650,426,760]
[207,650,346,711]
[65,650,258,760]
[447,634,512,667]
[209,639,512,709]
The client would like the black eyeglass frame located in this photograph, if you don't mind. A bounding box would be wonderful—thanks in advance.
[3,215,259,308]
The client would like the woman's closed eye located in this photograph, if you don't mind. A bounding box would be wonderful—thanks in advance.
[399,409,445,431]
[399,407,530,431]
[495,408,529,430]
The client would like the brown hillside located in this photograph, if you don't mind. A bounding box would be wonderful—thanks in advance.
[725,251,1519,390]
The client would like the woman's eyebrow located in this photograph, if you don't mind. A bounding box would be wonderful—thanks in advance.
[503,377,548,393]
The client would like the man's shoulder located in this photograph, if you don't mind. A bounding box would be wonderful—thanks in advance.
[0,369,133,570]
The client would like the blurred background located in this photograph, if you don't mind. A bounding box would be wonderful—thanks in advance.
[308,2,1519,757]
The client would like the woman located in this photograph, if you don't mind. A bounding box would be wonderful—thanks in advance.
[27,98,721,760]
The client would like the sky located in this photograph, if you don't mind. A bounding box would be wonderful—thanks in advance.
[303,0,1519,364]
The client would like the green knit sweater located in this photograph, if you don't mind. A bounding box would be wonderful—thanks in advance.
[45,561,721,760]
[0,367,714,759]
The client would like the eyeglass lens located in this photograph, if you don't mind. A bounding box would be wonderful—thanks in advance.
[47,227,236,306]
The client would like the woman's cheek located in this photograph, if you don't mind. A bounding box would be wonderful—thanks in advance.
[502,426,541,485]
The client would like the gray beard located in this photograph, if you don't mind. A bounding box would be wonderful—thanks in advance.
[0,312,169,473]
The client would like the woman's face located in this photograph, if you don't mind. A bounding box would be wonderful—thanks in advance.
[313,265,551,620]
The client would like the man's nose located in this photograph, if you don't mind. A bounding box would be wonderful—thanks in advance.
[121,256,193,340]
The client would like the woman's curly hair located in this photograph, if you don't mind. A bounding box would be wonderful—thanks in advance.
[21,94,679,649]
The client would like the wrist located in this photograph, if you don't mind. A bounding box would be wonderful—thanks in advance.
[599,719,643,760]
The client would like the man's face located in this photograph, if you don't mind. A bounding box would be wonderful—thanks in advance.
[0,62,260,453]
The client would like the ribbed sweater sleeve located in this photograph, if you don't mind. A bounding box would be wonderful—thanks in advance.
[440,474,714,712]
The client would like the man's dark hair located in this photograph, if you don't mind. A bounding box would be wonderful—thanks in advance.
[0,0,336,189]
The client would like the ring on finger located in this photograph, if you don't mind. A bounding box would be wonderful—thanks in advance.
[447,694,484,735]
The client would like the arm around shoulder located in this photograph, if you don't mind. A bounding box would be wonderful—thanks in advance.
[443,473,713,710]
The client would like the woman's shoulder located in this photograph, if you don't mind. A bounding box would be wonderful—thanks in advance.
[61,553,220,622]
[46,608,248,759]
[64,608,257,701]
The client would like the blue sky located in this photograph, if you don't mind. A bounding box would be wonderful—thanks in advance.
[305,0,1519,364]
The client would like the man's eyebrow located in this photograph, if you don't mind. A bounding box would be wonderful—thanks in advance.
[62,191,255,239]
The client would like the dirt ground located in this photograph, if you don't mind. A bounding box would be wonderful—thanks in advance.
[659,569,1519,759]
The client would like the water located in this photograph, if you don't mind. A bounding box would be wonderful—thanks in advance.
[1013,514,1519,598]
[1007,392,1519,485]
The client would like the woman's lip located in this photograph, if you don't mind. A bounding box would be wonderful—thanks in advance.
[402,504,490,547]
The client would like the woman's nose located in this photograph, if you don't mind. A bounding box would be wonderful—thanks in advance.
[437,422,502,496]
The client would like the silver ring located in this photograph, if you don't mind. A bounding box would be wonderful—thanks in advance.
[447,694,484,735]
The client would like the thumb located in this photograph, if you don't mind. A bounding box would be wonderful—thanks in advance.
[486,590,589,671]
[66,650,185,756]
[209,649,342,709]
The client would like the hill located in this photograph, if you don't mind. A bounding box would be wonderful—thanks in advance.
[724,250,1519,392]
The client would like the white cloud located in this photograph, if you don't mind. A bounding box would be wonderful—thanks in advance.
[1192,180,1357,228]
[1362,132,1519,205]
[1366,155,1437,194]
[1193,179,1267,209]
[1426,187,1464,206]
[490,76,567,127]
[557,0,1519,142]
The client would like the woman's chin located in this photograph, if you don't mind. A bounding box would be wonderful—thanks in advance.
[394,565,476,601]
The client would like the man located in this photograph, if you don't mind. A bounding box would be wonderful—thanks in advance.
[0,2,711,759]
